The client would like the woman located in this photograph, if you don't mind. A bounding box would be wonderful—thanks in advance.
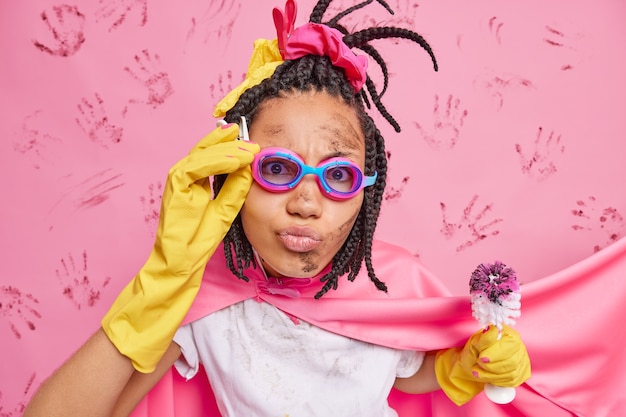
[24,1,529,416]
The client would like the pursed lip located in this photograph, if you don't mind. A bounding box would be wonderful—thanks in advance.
[277,226,322,253]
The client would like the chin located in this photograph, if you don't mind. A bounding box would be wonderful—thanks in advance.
[261,254,325,279]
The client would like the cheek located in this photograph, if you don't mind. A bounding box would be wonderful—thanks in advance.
[240,185,286,242]
[240,187,268,236]
[243,183,273,211]
[328,196,363,241]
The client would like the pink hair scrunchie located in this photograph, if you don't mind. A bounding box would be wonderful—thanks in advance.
[282,22,368,93]
[213,0,368,117]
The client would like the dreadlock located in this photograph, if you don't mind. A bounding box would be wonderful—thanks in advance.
[213,0,437,298]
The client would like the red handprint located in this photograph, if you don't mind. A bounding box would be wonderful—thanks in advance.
[124,50,174,111]
[139,181,163,237]
[326,0,418,33]
[0,373,36,416]
[209,70,244,105]
[96,0,147,31]
[185,0,241,50]
[384,176,410,203]
[13,110,63,170]
[32,5,86,57]
[0,287,41,340]
[414,94,468,150]
[55,250,111,310]
[474,72,534,111]
[48,169,125,220]
[440,195,503,252]
[76,93,124,148]
[542,23,588,71]
[515,126,565,181]
[571,196,625,253]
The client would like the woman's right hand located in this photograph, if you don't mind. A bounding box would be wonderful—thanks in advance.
[102,123,259,373]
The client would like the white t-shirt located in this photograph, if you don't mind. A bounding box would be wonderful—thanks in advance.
[174,299,424,417]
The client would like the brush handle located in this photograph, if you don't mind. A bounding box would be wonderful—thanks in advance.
[483,330,516,404]
[485,384,516,404]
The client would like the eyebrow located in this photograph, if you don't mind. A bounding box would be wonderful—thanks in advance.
[319,149,353,160]
[319,126,361,153]
[260,124,285,137]
[319,113,363,152]
[259,114,363,158]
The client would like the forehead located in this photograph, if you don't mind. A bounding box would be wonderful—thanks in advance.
[249,91,364,158]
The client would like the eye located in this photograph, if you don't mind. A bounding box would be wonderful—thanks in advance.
[325,166,356,191]
[261,157,299,184]
[328,167,350,181]
[267,162,286,175]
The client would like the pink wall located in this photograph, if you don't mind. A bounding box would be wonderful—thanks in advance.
[1,0,625,413]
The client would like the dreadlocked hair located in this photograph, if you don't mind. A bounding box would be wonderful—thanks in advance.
[311,0,438,132]
[212,0,437,298]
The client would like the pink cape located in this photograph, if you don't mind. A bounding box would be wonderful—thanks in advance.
[130,238,626,417]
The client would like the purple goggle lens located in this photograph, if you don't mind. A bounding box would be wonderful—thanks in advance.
[251,147,377,200]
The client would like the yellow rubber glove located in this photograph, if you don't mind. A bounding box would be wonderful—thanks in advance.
[101,123,259,373]
[434,325,531,405]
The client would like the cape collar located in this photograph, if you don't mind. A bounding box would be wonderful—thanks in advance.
[246,249,333,299]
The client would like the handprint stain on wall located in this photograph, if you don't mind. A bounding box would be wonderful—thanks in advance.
[440,195,503,252]
[382,150,410,203]
[487,16,504,45]
[571,196,625,253]
[96,0,148,31]
[388,0,421,28]
[474,73,534,111]
[47,169,125,223]
[139,181,163,237]
[515,126,565,181]
[0,286,41,340]
[209,71,245,105]
[0,373,36,417]
[185,0,241,50]
[74,170,125,210]
[13,111,63,170]
[32,5,86,57]
[124,49,175,111]
[544,25,567,47]
[76,93,124,148]
[541,23,588,71]
[55,251,111,309]
[414,94,468,150]
[384,176,410,202]
[544,25,574,71]
[325,0,419,31]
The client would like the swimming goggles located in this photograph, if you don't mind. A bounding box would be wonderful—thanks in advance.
[251,147,377,200]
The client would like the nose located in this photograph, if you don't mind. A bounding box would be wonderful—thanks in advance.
[285,174,324,218]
